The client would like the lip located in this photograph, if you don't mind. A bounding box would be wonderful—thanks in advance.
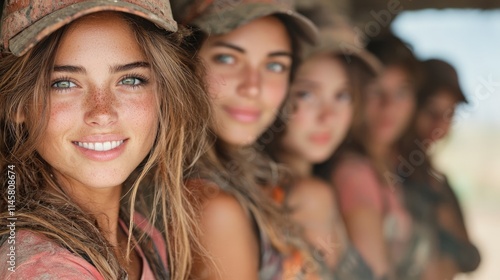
[309,133,332,145]
[72,135,128,161]
[223,106,261,123]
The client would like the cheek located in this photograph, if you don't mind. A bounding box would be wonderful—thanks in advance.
[206,72,225,100]
[364,101,379,120]
[128,95,158,140]
[289,105,315,127]
[44,100,81,142]
[339,107,354,130]
[263,78,288,109]
[399,99,416,123]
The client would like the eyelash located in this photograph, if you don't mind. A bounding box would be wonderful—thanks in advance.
[120,73,150,88]
[50,74,150,92]
[51,76,77,91]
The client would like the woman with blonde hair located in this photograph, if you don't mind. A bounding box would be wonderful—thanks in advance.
[172,0,327,279]
[0,1,212,279]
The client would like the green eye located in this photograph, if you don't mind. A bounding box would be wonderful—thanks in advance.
[119,77,142,86]
[267,62,287,73]
[52,80,76,88]
[214,54,235,64]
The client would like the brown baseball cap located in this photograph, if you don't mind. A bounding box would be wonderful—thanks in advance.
[174,0,318,45]
[1,0,178,57]
[305,21,382,74]
[420,59,468,104]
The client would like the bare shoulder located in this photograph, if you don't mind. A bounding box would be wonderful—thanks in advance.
[1,231,101,279]
[193,186,260,279]
[200,190,251,226]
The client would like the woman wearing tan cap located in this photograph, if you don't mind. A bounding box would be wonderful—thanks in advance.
[0,1,212,279]
[172,0,326,279]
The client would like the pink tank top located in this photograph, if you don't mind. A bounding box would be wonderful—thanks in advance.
[332,155,413,261]
[0,213,168,279]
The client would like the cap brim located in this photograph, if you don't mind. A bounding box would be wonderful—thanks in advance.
[192,3,318,46]
[310,44,382,75]
[9,0,178,56]
[304,27,382,74]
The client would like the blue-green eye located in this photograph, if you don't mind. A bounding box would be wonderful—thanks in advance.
[52,80,76,89]
[214,54,235,65]
[295,90,312,100]
[267,62,287,73]
[119,77,142,86]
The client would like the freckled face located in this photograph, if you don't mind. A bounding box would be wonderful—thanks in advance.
[36,13,158,191]
[198,16,292,146]
[282,54,353,163]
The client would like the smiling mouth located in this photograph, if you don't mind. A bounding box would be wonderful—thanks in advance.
[73,140,125,152]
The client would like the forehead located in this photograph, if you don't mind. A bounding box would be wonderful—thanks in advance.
[55,13,145,62]
[204,16,290,49]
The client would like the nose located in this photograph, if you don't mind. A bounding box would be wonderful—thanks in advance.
[318,101,336,124]
[84,86,118,127]
[237,65,261,98]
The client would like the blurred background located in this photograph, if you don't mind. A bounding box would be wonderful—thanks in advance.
[297,0,500,279]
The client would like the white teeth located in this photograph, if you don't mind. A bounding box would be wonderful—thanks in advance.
[95,142,103,151]
[76,140,124,152]
[103,141,111,151]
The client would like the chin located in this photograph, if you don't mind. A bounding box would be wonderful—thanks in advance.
[221,133,257,146]
[306,151,332,164]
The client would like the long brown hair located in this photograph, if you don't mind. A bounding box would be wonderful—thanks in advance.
[183,17,324,276]
[0,13,212,280]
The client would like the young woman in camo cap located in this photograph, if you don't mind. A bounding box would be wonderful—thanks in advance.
[0,0,212,279]
[172,0,329,279]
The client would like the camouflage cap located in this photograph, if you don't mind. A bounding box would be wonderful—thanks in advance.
[305,20,382,74]
[1,0,178,57]
[176,0,318,46]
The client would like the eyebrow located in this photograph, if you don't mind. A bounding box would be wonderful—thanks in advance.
[52,61,150,74]
[53,65,85,73]
[111,61,150,73]
[212,41,292,58]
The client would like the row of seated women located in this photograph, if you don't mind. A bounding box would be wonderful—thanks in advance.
[0,0,480,279]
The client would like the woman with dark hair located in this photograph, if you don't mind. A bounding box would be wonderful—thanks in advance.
[172,1,326,279]
[402,59,480,278]
[317,34,434,279]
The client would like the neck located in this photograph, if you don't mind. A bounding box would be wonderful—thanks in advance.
[56,177,123,246]
[279,152,312,178]
[368,140,392,161]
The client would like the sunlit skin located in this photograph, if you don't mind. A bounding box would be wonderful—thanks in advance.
[365,66,416,153]
[193,16,293,280]
[198,16,292,146]
[281,53,353,175]
[415,89,460,146]
[35,13,158,279]
[278,53,355,269]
